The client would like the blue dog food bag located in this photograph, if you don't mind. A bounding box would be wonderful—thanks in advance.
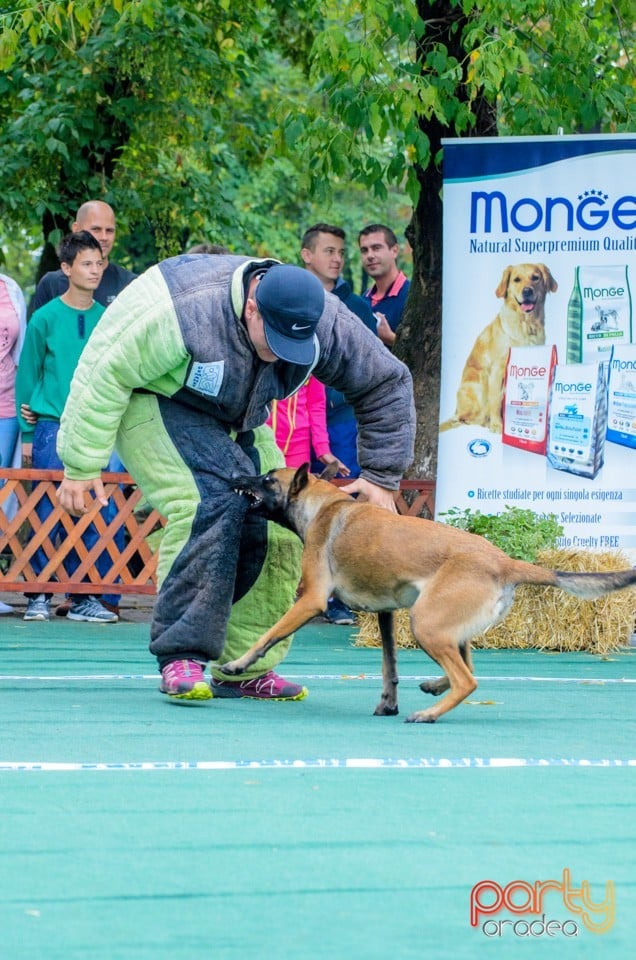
[547,362,608,479]
[606,344,636,449]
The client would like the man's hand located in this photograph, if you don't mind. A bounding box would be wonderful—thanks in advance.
[57,477,108,516]
[340,477,398,513]
[375,313,396,347]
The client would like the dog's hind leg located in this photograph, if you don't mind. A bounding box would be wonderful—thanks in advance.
[419,641,473,698]
[405,590,478,722]
[407,636,477,723]
[373,610,399,716]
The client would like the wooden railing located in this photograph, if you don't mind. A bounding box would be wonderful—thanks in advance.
[0,469,435,596]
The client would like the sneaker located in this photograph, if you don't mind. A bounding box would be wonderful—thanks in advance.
[210,670,308,701]
[0,600,14,615]
[67,597,119,623]
[324,597,356,625]
[160,660,212,701]
[23,595,51,621]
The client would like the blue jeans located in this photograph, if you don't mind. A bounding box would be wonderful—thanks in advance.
[28,420,121,606]
[0,416,19,468]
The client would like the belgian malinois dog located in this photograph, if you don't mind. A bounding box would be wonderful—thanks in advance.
[224,464,636,723]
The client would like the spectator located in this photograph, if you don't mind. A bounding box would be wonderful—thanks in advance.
[302,222,381,626]
[55,255,415,703]
[31,200,136,615]
[301,222,377,478]
[358,223,410,347]
[15,232,119,623]
[30,200,136,313]
[267,375,348,473]
[0,271,27,615]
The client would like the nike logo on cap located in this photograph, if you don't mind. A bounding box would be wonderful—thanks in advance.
[291,323,312,331]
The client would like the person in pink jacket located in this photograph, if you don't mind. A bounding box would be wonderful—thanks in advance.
[266,376,355,625]
[267,375,349,473]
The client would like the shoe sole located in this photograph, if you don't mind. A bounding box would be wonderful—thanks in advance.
[23,614,50,621]
[210,685,309,702]
[160,682,213,702]
[66,612,118,623]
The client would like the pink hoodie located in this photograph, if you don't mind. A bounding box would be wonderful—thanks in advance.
[266,376,331,467]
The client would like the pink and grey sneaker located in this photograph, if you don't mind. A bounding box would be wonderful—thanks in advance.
[160,659,212,701]
[210,670,308,701]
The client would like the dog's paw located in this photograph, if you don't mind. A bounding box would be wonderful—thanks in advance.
[219,661,242,676]
[405,710,437,724]
[373,703,399,716]
[419,678,448,697]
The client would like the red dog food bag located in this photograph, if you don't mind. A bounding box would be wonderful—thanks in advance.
[502,344,558,455]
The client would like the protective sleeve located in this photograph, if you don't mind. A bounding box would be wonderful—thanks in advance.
[57,266,189,480]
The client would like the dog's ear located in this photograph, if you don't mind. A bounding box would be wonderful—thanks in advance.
[495,266,512,299]
[289,462,310,498]
[318,461,340,482]
[537,263,558,293]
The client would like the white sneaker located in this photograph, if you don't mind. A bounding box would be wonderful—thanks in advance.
[23,595,51,621]
[67,597,118,623]
[0,599,15,615]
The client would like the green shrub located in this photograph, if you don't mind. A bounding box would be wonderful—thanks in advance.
[439,505,563,563]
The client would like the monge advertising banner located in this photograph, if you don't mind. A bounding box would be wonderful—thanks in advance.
[437,134,636,558]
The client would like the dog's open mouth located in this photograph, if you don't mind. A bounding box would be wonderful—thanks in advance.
[234,486,264,509]
[518,298,537,313]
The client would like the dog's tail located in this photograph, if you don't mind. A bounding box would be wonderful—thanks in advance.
[439,417,458,433]
[513,562,636,600]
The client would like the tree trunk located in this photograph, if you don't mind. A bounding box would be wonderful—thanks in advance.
[394,1,497,481]
[35,207,72,282]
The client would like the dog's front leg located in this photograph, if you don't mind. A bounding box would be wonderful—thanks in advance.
[220,595,325,676]
[373,610,399,716]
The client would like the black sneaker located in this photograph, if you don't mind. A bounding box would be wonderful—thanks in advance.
[324,597,356,625]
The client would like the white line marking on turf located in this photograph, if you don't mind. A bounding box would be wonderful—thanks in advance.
[0,673,634,684]
[0,757,635,772]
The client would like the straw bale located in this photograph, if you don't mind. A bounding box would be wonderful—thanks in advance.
[353,549,636,654]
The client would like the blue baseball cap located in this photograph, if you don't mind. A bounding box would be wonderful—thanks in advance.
[255,264,324,365]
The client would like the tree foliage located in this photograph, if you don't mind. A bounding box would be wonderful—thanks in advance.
[280,0,634,193]
[0,0,406,278]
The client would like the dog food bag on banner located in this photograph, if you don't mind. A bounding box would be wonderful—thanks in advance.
[502,344,558,454]
[566,264,632,364]
[547,362,608,479]
[606,344,636,449]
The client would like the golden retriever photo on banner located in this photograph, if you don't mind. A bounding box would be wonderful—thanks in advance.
[440,262,558,433]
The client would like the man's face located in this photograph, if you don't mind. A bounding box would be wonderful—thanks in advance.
[358,230,399,280]
[61,249,104,293]
[74,203,116,262]
[244,278,277,362]
[301,232,344,288]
